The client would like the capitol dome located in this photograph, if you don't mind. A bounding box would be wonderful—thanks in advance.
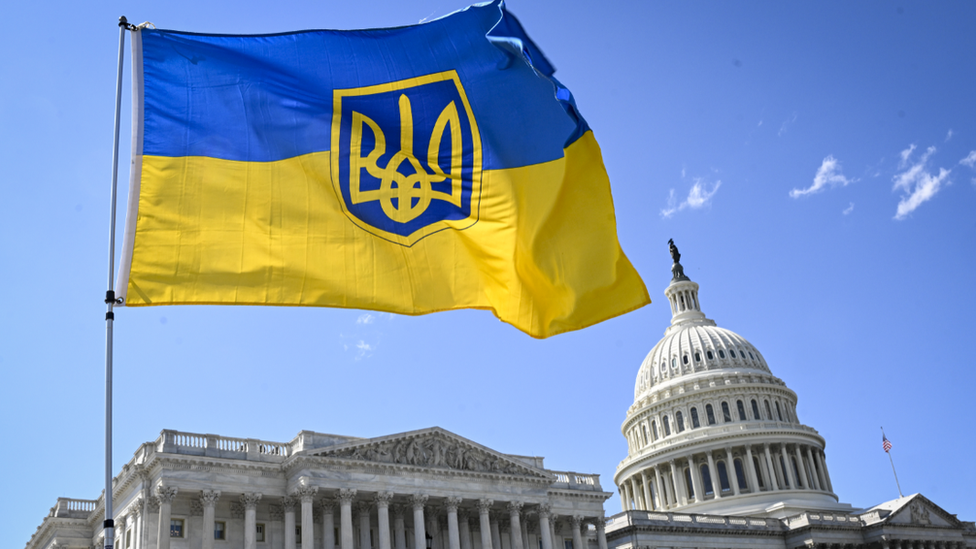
[614,243,852,518]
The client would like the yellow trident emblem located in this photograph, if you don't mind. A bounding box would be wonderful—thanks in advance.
[348,94,464,224]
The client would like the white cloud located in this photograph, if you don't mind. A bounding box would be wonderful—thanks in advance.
[789,155,855,198]
[892,144,951,220]
[946,129,954,142]
[356,313,375,324]
[960,150,976,168]
[899,144,917,168]
[842,203,854,215]
[355,340,374,361]
[660,179,721,218]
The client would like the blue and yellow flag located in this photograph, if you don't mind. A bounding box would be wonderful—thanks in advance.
[117,1,649,338]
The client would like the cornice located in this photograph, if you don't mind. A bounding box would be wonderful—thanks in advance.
[23,516,90,549]
[605,521,786,540]
[285,454,553,486]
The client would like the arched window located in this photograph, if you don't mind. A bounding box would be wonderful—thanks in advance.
[707,350,714,360]
[683,355,688,365]
[736,400,747,421]
[705,404,716,425]
[718,350,726,359]
[672,358,677,369]
[721,402,732,423]
[663,416,671,436]
[641,424,648,445]
[751,399,761,420]
[749,351,755,360]
[729,349,736,358]
[690,407,701,429]
[651,420,658,441]
[685,468,695,498]
[775,401,783,421]
[734,459,748,490]
[701,464,714,495]
[765,400,772,420]
[717,461,731,492]
[676,411,685,433]
[695,352,701,362]
[753,457,765,489]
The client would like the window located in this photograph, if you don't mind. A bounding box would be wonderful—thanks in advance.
[736,400,747,421]
[663,416,671,436]
[565,540,574,549]
[717,461,731,491]
[651,420,658,440]
[694,352,701,362]
[660,362,666,373]
[701,464,713,495]
[751,399,761,420]
[682,355,688,364]
[170,519,184,538]
[707,350,714,360]
[721,402,732,423]
[125,530,132,549]
[685,468,695,498]
[256,524,266,543]
[718,350,726,358]
[671,358,677,369]
[734,459,748,490]
[775,401,783,421]
[676,411,685,432]
[705,404,716,425]
[642,424,648,445]
[690,407,701,429]
[749,351,755,359]
[765,400,772,420]
[730,349,736,358]
[215,521,226,541]
[753,457,765,488]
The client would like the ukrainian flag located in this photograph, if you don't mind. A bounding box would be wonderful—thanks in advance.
[117,0,649,338]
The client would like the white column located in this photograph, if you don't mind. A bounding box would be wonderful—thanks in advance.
[144,496,159,549]
[818,450,834,492]
[549,516,560,549]
[520,516,529,549]
[411,494,428,549]
[570,516,583,549]
[298,487,319,549]
[507,502,524,549]
[116,515,128,549]
[706,453,721,498]
[763,444,780,491]
[782,446,798,489]
[131,502,143,549]
[537,504,553,549]
[200,490,221,549]
[459,511,472,549]
[595,519,607,549]
[477,500,493,549]
[243,493,262,549]
[793,446,808,489]
[489,512,502,549]
[669,460,686,506]
[393,505,407,549]
[653,467,666,509]
[446,497,462,549]
[629,478,642,509]
[358,502,373,549]
[687,456,703,502]
[725,448,740,496]
[156,486,178,549]
[284,496,297,549]
[376,493,393,549]
[745,446,759,492]
[640,472,653,511]
[323,498,337,549]
[805,447,822,490]
[340,490,358,549]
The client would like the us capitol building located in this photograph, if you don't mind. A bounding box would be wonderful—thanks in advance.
[26,245,976,549]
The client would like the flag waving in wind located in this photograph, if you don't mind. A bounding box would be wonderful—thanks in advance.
[115,1,649,338]
[882,433,893,453]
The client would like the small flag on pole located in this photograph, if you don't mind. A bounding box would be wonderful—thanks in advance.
[882,433,892,453]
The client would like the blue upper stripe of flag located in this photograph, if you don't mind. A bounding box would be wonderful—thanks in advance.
[140,1,581,169]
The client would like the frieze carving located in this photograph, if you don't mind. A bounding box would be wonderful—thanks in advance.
[910,502,931,525]
[319,433,526,475]
[231,503,245,519]
[200,490,221,508]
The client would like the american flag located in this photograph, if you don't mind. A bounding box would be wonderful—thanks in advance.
[882,434,892,453]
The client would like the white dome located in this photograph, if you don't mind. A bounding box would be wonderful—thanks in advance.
[634,324,771,402]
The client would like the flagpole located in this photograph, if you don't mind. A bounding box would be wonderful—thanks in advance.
[104,15,132,549]
[881,427,903,499]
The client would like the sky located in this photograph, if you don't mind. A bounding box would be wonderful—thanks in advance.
[3,1,976,546]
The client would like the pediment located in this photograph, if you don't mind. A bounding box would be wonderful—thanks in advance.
[304,427,552,479]
[884,495,959,528]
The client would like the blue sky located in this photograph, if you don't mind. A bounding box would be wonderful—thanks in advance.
[3,1,975,546]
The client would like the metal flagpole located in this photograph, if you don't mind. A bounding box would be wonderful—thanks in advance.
[881,427,903,499]
[104,15,133,549]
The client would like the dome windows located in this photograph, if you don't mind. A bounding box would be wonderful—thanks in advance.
[662,416,672,436]
[651,420,658,440]
[775,401,783,422]
[721,402,732,423]
[751,399,761,420]
[729,349,736,358]
[671,358,677,369]
[705,404,716,425]
[707,350,714,360]
[682,355,689,365]
[765,400,773,420]
[676,411,685,433]
[749,351,755,360]
[690,407,701,429]
[694,352,701,362]
[736,400,747,421]
[718,350,726,359]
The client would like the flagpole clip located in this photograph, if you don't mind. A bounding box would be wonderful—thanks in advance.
[119,16,136,31]
[105,290,123,305]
